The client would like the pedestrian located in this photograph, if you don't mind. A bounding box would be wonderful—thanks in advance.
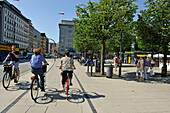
[124,57,127,64]
[136,57,144,80]
[114,55,118,71]
[30,48,49,92]
[143,56,151,80]
[151,58,155,68]
[59,51,76,91]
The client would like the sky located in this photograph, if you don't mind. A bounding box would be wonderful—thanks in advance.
[7,0,146,43]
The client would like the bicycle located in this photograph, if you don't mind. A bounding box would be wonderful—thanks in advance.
[30,64,48,101]
[2,63,20,90]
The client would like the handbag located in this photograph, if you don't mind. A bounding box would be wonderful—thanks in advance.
[150,69,155,76]
[61,57,69,76]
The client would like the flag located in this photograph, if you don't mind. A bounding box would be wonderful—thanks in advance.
[14,0,19,1]
[76,14,80,16]
[59,13,64,15]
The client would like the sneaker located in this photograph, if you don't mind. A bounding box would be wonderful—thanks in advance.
[14,78,18,83]
[70,83,73,86]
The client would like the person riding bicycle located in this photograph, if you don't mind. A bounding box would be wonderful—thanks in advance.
[59,51,76,91]
[3,45,19,83]
[30,48,48,92]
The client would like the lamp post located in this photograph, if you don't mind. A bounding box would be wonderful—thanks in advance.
[119,32,122,77]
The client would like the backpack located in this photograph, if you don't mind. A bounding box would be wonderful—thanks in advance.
[115,58,118,63]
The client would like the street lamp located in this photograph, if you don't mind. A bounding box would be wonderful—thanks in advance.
[119,32,122,77]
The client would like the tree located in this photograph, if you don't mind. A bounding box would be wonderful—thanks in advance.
[74,0,138,75]
[73,13,99,56]
[136,0,170,76]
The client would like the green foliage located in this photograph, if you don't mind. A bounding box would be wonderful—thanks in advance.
[136,0,170,53]
[73,0,138,54]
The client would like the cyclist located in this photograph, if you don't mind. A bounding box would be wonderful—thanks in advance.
[3,45,19,83]
[59,51,76,91]
[30,48,48,92]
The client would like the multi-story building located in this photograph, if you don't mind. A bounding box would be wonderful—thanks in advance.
[0,5,2,41]
[34,28,41,50]
[0,0,29,51]
[41,33,49,53]
[28,20,34,52]
[49,42,59,54]
[46,38,49,53]
[58,20,74,54]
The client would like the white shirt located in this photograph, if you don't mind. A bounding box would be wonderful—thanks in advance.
[138,59,143,69]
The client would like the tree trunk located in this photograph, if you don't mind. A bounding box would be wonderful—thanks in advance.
[83,48,84,57]
[100,40,105,75]
[151,52,154,60]
[162,44,168,77]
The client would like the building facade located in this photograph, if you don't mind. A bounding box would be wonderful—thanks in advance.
[41,33,49,53]
[33,28,41,50]
[0,5,2,41]
[58,20,74,54]
[28,20,34,52]
[0,0,29,51]
[49,42,58,54]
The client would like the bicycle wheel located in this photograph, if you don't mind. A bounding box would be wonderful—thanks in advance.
[2,72,11,90]
[66,76,69,100]
[15,69,20,83]
[30,79,39,101]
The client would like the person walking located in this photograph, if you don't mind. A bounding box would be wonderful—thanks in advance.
[3,45,19,83]
[136,57,144,80]
[59,51,76,91]
[114,55,118,71]
[151,58,155,68]
[30,48,48,92]
[143,56,151,80]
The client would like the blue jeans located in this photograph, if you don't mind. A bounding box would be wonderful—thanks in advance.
[10,61,19,69]
[144,66,149,80]
[31,68,44,89]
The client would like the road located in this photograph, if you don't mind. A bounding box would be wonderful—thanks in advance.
[0,59,54,82]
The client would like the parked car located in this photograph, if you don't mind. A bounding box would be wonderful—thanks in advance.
[19,55,25,59]
[25,53,33,59]
[73,56,78,59]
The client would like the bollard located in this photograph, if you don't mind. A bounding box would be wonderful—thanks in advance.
[95,59,101,72]
[91,64,93,76]
[87,61,89,73]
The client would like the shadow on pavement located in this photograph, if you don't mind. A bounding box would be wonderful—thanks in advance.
[111,72,170,84]
[34,88,105,104]
[6,81,30,91]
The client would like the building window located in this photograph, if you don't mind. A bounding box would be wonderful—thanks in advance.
[68,26,73,29]
[68,30,72,33]
[68,35,72,38]
[61,39,64,42]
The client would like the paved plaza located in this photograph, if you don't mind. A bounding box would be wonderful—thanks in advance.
[0,59,170,113]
